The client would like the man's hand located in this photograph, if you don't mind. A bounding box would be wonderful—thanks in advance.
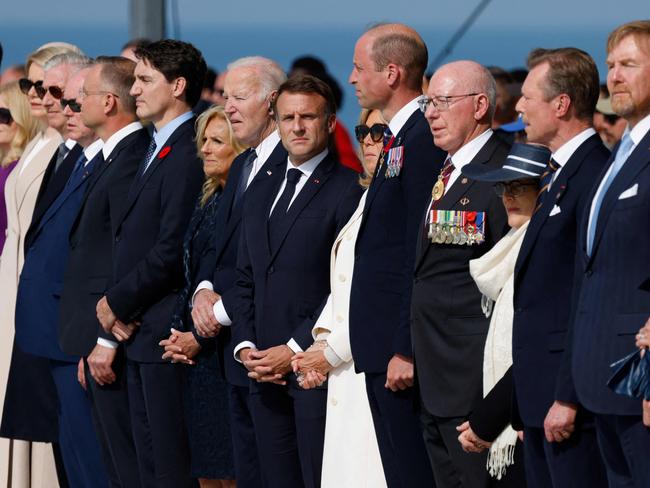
[192,289,222,337]
[385,353,414,391]
[111,320,139,342]
[292,350,333,377]
[77,358,87,390]
[643,399,650,427]
[636,318,650,349]
[544,400,577,442]
[96,296,117,332]
[87,344,117,386]
[160,329,201,365]
[244,345,293,385]
[457,421,492,453]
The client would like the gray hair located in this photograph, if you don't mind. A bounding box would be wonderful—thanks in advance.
[227,56,287,100]
[473,65,497,119]
[43,52,93,73]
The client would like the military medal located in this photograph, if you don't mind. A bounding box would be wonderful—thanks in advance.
[458,210,468,245]
[432,176,445,201]
[474,212,486,244]
[452,212,461,244]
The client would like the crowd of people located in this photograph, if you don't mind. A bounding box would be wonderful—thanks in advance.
[0,17,648,488]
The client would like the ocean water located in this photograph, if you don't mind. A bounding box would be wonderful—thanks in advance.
[0,23,615,129]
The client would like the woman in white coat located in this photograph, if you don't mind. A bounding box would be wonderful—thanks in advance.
[292,109,388,488]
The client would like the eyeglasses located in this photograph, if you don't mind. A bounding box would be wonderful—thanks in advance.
[0,108,13,125]
[603,113,620,125]
[60,98,82,113]
[494,181,539,197]
[418,93,480,113]
[19,78,46,98]
[354,123,388,144]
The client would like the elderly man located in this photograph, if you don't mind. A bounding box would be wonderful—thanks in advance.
[190,56,287,488]
[564,20,650,487]
[412,60,510,487]
[347,23,443,487]
[232,75,360,488]
[14,65,108,487]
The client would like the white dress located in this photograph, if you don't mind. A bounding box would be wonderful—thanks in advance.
[311,191,387,488]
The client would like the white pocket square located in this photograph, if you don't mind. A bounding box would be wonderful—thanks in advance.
[618,183,638,200]
[549,205,561,216]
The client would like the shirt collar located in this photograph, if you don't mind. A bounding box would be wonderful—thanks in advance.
[551,128,596,167]
[388,96,424,137]
[255,130,281,165]
[64,138,77,150]
[628,112,650,146]
[153,111,194,149]
[449,129,493,170]
[83,138,104,163]
[102,121,144,160]
[286,148,328,178]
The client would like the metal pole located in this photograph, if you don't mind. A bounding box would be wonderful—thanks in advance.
[129,0,166,41]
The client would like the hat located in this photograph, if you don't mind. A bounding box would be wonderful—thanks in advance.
[461,143,551,182]
[596,96,616,116]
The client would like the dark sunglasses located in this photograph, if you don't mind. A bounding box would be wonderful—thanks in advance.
[60,98,82,113]
[0,108,13,125]
[354,123,387,144]
[494,181,539,197]
[19,78,46,98]
[603,113,620,125]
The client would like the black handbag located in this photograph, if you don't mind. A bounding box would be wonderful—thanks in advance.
[607,349,650,400]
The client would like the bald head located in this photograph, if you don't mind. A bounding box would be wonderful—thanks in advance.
[430,61,496,119]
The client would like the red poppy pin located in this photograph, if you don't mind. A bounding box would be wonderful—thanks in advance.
[158,146,172,159]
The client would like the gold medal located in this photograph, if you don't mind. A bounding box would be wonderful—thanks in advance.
[432,176,445,201]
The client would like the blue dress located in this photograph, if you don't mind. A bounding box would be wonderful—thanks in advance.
[171,189,235,480]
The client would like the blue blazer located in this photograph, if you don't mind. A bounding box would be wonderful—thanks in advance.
[349,109,446,373]
[231,152,361,360]
[512,134,609,426]
[566,128,650,415]
[15,151,103,362]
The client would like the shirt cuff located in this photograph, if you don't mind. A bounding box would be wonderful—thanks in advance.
[323,345,343,368]
[97,338,118,349]
[192,280,213,306]
[287,338,303,354]
[234,341,256,363]
[213,299,232,326]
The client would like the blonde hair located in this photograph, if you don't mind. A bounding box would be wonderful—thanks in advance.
[607,20,650,54]
[195,105,247,206]
[357,108,387,189]
[25,43,83,74]
[0,81,43,167]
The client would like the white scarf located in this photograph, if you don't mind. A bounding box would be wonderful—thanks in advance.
[469,221,529,479]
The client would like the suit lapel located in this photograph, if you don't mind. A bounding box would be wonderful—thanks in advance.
[15,131,61,213]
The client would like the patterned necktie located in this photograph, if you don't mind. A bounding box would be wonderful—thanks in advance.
[431,156,455,210]
[54,142,70,172]
[534,157,560,212]
[234,148,257,206]
[586,132,635,255]
[268,168,303,249]
[135,138,157,180]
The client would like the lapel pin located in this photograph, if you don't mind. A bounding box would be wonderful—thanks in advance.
[460,197,470,206]
[461,177,468,184]
[267,170,272,175]
[157,146,171,159]
[314,179,320,184]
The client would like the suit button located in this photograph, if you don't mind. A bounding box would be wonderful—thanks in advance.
[585,269,593,277]
[346,233,353,241]
[216,265,223,271]
[338,274,346,282]
[336,315,343,323]
[268,266,274,274]
[330,398,338,406]
[115,235,121,243]
[414,277,419,284]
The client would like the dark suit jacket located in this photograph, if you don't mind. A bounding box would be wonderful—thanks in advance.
[232,152,361,363]
[349,109,446,374]
[58,128,150,357]
[512,134,609,427]
[411,133,510,417]
[15,151,103,362]
[24,143,81,252]
[195,141,288,387]
[105,118,204,363]
[566,127,650,416]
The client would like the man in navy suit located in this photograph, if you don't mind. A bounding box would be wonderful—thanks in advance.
[59,56,149,488]
[232,75,361,488]
[95,40,206,487]
[190,56,288,488]
[564,21,650,487]
[347,23,443,487]
[14,66,109,487]
[511,47,609,488]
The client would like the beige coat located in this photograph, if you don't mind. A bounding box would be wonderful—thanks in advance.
[0,127,62,488]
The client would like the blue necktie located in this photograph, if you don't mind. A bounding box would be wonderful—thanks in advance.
[63,152,88,190]
[234,148,257,206]
[586,132,635,255]
[135,138,157,180]
[534,157,559,212]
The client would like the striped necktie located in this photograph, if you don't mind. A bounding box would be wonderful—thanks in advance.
[534,157,560,212]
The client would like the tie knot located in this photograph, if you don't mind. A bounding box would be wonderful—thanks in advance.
[383,126,394,147]
[286,168,302,185]
[548,157,560,172]
[442,156,455,175]
[245,148,257,165]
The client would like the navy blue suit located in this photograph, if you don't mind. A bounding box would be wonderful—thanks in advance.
[105,117,203,487]
[232,151,361,488]
[348,108,444,487]
[512,133,609,488]
[565,126,650,486]
[194,141,287,488]
[15,149,108,488]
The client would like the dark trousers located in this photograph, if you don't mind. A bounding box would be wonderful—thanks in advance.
[49,360,109,488]
[249,381,327,488]
[85,352,140,488]
[594,414,650,488]
[227,383,262,488]
[365,373,435,488]
[522,425,606,488]
[126,360,192,488]
[419,406,488,488]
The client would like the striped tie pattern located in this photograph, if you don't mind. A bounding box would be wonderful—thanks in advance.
[534,157,559,213]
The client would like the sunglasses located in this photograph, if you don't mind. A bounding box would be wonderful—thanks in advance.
[60,98,82,113]
[494,181,539,197]
[19,78,46,98]
[354,123,388,144]
[0,108,13,125]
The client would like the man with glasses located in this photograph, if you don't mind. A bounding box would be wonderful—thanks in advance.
[14,65,109,487]
[347,23,443,488]
[411,60,510,487]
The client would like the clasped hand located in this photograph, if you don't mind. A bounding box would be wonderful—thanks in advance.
[159,328,201,365]
[291,344,332,389]
[96,296,139,341]
[241,345,293,385]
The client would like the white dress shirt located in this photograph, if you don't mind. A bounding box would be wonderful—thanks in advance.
[549,127,596,187]
[387,96,424,136]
